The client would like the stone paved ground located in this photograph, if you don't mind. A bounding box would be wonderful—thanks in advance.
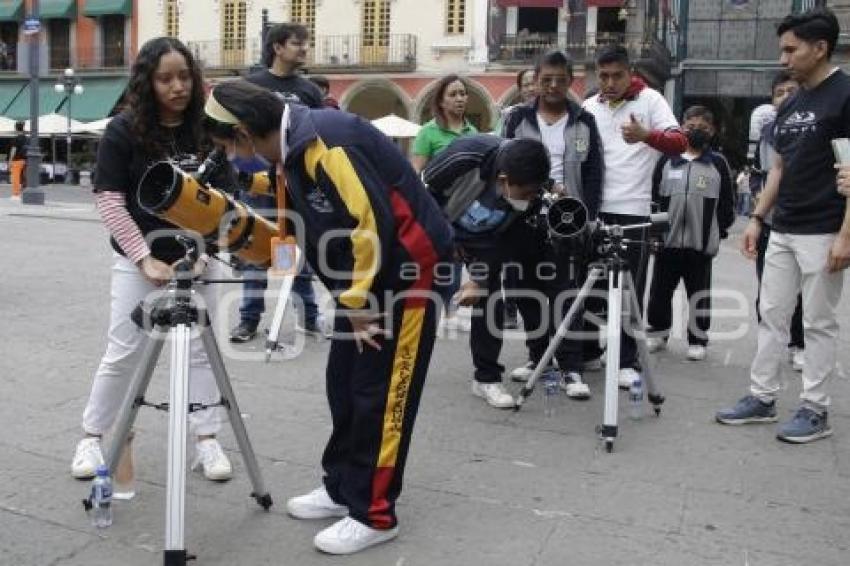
[1,185,849,566]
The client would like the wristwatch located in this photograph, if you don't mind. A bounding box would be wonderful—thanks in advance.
[749,213,765,225]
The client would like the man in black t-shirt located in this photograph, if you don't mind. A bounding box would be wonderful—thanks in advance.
[716,8,850,444]
[229,22,324,343]
[246,23,323,109]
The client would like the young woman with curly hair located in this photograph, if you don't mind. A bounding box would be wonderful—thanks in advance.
[70,37,233,488]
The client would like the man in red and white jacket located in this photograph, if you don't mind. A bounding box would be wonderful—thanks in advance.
[583,45,687,388]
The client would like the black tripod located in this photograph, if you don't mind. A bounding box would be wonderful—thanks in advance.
[513,217,666,453]
[83,239,272,565]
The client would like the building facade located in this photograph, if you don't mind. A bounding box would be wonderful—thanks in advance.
[0,0,137,121]
[138,1,673,131]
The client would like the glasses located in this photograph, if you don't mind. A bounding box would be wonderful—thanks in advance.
[538,77,569,86]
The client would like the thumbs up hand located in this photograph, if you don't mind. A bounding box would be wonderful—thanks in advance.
[621,113,649,144]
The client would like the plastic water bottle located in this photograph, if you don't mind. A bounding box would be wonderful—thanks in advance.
[628,376,644,421]
[542,370,560,418]
[90,465,113,528]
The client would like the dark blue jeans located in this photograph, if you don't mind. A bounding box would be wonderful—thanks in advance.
[238,265,317,326]
[237,191,318,326]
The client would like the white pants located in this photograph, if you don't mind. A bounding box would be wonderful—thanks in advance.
[750,232,845,409]
[82,254,223,436]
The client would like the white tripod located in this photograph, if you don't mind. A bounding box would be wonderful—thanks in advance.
[84,245,273,565]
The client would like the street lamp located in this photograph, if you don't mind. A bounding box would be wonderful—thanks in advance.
[54,67,83,181]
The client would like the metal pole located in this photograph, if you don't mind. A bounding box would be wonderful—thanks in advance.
[67,94,72,176]
[22,0,43,205]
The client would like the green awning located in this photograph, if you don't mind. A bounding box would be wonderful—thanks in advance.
[0,0,24,21]
[58,76,128,122]
[40,0,77,19]
[3,82,67,120]
[83,0,132,17]
[0,80,26,115]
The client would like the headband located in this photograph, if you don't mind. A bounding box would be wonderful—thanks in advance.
[204,90,240,125]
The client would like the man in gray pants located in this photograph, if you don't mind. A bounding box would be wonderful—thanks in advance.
[716,8,850,443]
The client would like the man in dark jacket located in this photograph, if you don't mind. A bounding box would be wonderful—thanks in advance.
[646,106,735,361]
[424,133,593,405]
[500,50,604,395]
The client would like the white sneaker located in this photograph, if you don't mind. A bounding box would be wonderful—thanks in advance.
[646,337,667,353]
[287,486,348,519]
[618,368,640,390]
[314,516,399,555]
[686,345,707,361]
[560,372,591,400]
[510,361,554,382]
[471,381,515,408]
[71,437,103,479]
[192,438,233,481]
[792,348,805,372]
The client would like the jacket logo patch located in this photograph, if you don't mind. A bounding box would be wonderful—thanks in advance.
[575,138,588,153]
[305,187,334,213]
[695,175,708,190]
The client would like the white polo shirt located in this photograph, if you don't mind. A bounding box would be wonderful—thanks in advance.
[583,87,679,216]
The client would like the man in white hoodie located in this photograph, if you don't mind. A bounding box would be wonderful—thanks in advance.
[583,45,687,388]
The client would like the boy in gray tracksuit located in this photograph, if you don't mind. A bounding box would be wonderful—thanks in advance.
[646,106,735,361]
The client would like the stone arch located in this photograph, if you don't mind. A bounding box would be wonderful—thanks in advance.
[414,76,498,133]
[340,78,413,121]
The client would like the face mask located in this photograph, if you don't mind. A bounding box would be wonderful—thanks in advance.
[228,137,271,174]
[686,129,711,151]
[504,197,531,212]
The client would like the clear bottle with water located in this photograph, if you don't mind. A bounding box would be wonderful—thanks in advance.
[542,370,561,417]
[628,376,644,421]
[90,465,113,528]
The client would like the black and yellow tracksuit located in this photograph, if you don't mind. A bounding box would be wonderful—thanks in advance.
[282,105,453,529]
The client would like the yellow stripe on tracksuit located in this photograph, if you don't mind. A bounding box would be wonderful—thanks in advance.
[378,306,425,468]
[303,138,379,310]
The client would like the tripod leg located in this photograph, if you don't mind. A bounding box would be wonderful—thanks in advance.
[164,324,191,565]
[601,268,622,453]
[103,328,167,474]
[623,272,665,415]
[83,328,168,511]
[514,267,606,410]
[199,325,273,510]
[264,254,298,362]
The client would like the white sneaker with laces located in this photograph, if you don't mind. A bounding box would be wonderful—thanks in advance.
[560,372,591,400]
[792,349,805,372]
[686,345,707,361]
[71,437,103,479]
[192,438,233,481]
[510,361,554,382]
[646,337,667,353]
[471,381,515,408]
[287,486,348,519]
[618,368,640,390]
[314,517,399,555]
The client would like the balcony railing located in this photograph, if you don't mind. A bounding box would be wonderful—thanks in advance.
[309,34,417,70]
[188,34,417,72]
[491,32,664,65]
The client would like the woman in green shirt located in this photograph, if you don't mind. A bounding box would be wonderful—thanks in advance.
[411,74,478,172]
